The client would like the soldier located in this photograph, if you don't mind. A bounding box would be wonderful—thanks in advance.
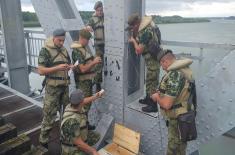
[86,1,105,92]
[37,29,73,148]
[152,49,195,155]
[61,89,102,155]
[71,29,102,130]
[128,13,160,112]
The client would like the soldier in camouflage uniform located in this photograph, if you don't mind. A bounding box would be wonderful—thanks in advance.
[128,14,160,112]
[61,89,102,155]
[152,49,195,155]
[38,29,74,148]
[71,29,102,130]
[86,1,104,92]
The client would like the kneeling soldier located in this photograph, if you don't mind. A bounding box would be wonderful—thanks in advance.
[61,89,103,155]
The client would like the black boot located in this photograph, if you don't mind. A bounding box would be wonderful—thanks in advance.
[139,95,150,104]
[142,97,158,113]
[96,83,101,92]
[87,122,96,130]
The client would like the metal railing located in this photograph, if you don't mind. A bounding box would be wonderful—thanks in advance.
[0,30,235,74]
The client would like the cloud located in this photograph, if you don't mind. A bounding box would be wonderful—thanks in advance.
[146,0,235,17]
[20,0,235,17]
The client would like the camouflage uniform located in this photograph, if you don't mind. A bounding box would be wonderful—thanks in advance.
[87,15,104,84]
[159,70,188,155]
[71,43,96,113]
[61,104,100,155]
[137,17,160,96]
[38,37,70,144]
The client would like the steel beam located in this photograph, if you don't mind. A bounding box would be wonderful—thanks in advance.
[0,0,30,94]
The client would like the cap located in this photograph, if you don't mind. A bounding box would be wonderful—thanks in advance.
[157,49,173,62]
[128,13,140,26]
[53,29,66,37]
[79,29,92,40]
[70,89,84,105]
[94,1,103,10]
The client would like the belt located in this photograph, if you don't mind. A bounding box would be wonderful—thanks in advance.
[47,76,70,80]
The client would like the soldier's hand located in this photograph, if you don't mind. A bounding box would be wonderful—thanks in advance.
[86,26,93,32]
[96,89,105,98]
[57,64,70,71]
[128,36,135,43]
[92,150,99,155]
[93,56,102,64]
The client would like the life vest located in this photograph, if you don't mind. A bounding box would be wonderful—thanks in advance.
[137,16,161,60]
[159,58,194,119]
[61,104,88,150]
[92,14,104,45]
[44,37,70,86]
[71,42,96,81]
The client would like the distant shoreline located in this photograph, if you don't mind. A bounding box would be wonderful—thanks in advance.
[21,11,235,27]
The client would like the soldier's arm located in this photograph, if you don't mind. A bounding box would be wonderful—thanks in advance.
[83,91,104,105]
[85,18,95,32]
[74,138,98,155]
[129,36,144,54]
[72,49,101,73]
[37,65,69,75]
[152,71,185,110]
[37,48,69,75]
[78,57,101,73]
[133,27,153,54]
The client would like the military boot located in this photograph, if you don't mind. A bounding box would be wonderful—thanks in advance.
[142,97,158,113]
[139,95,150,105]
[87,121,96,131]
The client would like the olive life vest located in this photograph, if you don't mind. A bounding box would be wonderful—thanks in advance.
[61,104,88,149]
[92,15,104,45]
[159,59,194,119]
[137,16,162,60]
[71,42,96,81]
[44,37,70,86]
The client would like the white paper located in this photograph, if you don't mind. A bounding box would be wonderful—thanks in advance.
[68,60,79,76]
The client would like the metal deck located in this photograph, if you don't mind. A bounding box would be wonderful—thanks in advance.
[0,83,60,154]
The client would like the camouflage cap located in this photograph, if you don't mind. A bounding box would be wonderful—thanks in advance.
[70,89,84,105]
[157,49,173,62]
[79,29,92,40]
[53,28,66,37]
[94,1,103,10]
[128,13,140,26]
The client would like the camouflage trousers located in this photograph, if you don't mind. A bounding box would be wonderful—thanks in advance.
[76,80,93,113]
[144,53,160,96]
[39,85,69,144]
[167,119,187,155]
[94,44,104,84]
[61,131,100,155]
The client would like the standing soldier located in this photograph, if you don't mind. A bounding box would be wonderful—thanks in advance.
[128,14,160,112]
[71,29,102,130]
[61,89,102,155]
[38,29,72,148]
[152,49,196,155]
[86,1,104,92]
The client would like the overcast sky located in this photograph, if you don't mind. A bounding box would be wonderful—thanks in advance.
[21,0,235,17]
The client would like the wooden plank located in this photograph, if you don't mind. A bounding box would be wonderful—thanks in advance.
[105,143,135,155]
[113,124,140,154]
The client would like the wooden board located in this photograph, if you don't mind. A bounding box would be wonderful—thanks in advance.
[104,143,136,155]
[113,124,140,154]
